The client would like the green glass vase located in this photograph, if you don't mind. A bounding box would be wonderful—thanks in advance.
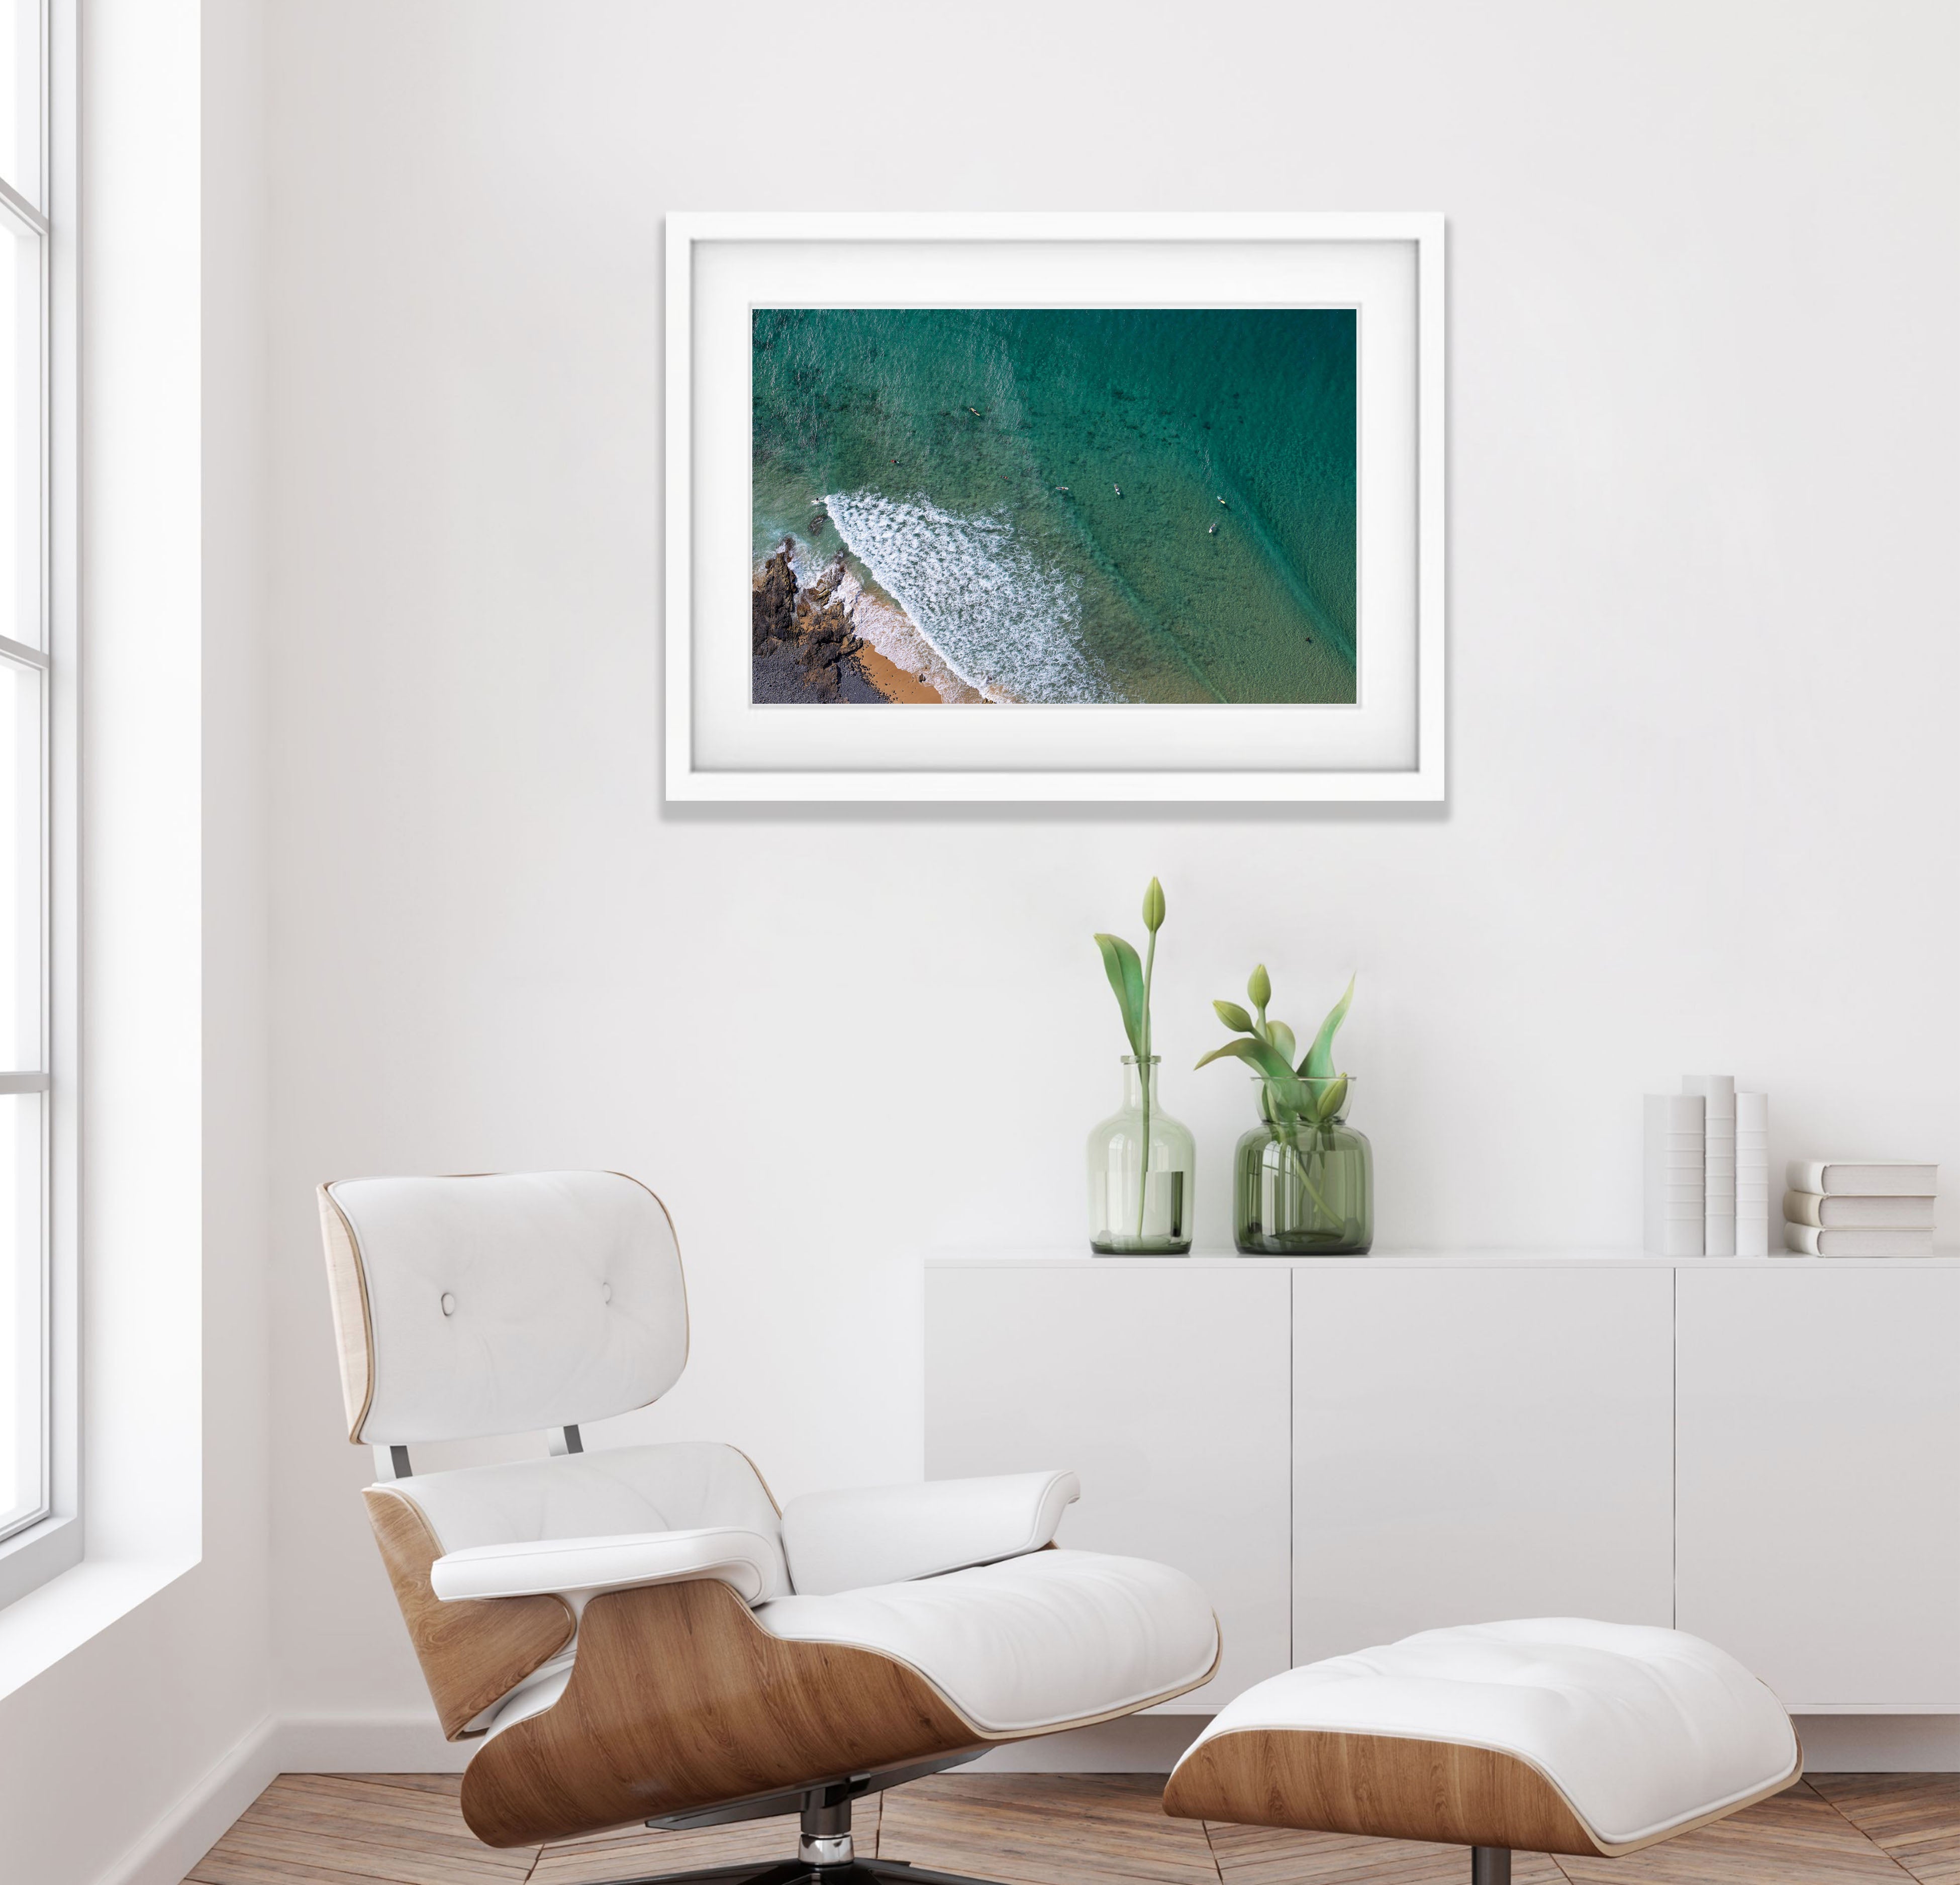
[1234,1075,1373,1255]
[1087,1056,1195,1255]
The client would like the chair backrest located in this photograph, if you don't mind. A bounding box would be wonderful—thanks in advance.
[319,1170,689,1445]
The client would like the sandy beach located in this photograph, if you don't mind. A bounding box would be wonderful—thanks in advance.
[851,639,940,703]
[751,541,990,706]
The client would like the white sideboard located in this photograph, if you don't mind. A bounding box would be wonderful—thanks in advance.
[923,1254,1960,1716]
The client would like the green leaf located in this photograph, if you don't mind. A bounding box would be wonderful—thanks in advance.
[1308,1073,1349,1123]
[1195,1034,1296,1082]
[1267,1021,1297,1067]
[1093,932,1147,1059]
[1302,974,1355,1080]
[1195,1038,1261,1072]
[1213,999,1254,1033]
[1141,877,1166,933]
[1247,963,1271,1011]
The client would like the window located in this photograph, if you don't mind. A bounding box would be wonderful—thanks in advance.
[0,0,57,1559]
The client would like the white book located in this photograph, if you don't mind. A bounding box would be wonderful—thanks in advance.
[1645,1094,1704,1256]
[1787,1159,1938,1197]
[1784,1191,1935,1230]
[1784,1222,1935,1258]
[1735,1092,1769,1257]
[1686,1077,1736,1255]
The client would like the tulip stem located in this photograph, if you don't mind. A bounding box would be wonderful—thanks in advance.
[1136,927,1155,1240]
[1286,1122,1334,1226]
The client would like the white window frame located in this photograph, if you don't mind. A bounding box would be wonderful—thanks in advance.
[0,0,77,1608]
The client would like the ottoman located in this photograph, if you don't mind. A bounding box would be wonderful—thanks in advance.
[1163,1619,1801,1884]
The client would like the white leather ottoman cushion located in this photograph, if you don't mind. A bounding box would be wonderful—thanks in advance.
[1173,1619,1798,1852]
[755,1547,1219,1736]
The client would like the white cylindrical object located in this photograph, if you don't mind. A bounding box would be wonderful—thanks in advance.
[1735,1091,1770,1256]
[1687,1076,1738,1253]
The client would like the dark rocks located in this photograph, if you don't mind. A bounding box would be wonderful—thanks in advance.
[750,546,886,703]
[752,546,798,655]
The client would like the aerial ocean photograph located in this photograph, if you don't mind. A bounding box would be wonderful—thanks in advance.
[751,307,1357,705]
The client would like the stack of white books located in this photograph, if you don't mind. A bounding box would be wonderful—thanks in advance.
[1783,1161,1938,1257]
[1643,1093,1704,1257]
[1645,1078,1770,1257]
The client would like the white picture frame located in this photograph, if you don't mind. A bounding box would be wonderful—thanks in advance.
[665,212,1445,803]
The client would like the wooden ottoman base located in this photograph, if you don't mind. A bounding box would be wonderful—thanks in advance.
[1161,1620,1804,1880]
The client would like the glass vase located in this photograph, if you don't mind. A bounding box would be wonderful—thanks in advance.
[1234,1076,1373,1256]
[1087,1056,1195,1255]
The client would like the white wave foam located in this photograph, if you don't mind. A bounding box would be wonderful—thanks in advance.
[832,569,987,703]
[821,492,1112,704]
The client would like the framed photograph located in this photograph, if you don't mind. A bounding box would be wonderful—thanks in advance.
[665,213,1444,802]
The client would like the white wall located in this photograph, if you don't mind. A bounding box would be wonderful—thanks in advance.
[260,0,1958,1749]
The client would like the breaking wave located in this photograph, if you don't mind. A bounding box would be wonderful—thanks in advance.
[821,491,1113,704]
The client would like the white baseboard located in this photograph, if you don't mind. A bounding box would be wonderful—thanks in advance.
[1793,1714,1960,1771]
[273,1709,469,1774]
[276,1709,1207,1777]
[272,1707,1201,1777]
[966,1713,1207,1772]
[88,1704,1960,1885]
[85,1713,457,1885]
[92,1713,279,1885]
[970,1711,1960,1776]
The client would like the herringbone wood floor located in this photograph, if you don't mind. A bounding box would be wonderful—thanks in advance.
[181,1772,1960,1885]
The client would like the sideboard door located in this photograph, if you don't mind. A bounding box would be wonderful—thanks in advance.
[1676,1263,1960,1709]
[925,1262,1293,1709]
[1292,1264,1676,1664]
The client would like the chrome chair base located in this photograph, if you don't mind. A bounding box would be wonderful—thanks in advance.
[591,1863,1006,1884]
[594,1760,1006,1885]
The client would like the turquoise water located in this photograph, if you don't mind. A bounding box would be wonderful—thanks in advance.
[752,308,1356,704]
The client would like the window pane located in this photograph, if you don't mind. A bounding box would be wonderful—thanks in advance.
[0,653,36,1073]
[0,221,37,651]
[0,1,39,208]
[0,1090,44,1534]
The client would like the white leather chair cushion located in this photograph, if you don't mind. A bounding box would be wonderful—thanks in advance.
[391,1441,790,1599]
[329,1171,687,1444]
[433,1526,784,1605]
[1174,1619,1800,1851]
[754,1547,1218,1735]
[780,1471,1081,1596]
